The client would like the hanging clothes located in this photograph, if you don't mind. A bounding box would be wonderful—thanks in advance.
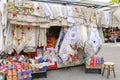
[59,26,79,64]
[50,4,62,19]
[96,10,103,27]
[113,7,120,28]
[36,26,40,47]
[85,27,102,57]
[12,25,26,53]
[89,27,102,52]
[0,0,7,29]
[98,27,104,43]
[0,27,4,51]
[33,2,45,17]
[41,3,51,17]
[4,24,13,53]
[24,26,37,52]
[104,11,110,26]
[67,6,75,24]
[77,25,88,48]
[81,7,94,25]
[39,28,47,47]
[61,5,67,18]
[0,0,7,51]
[100,9,111,28]
[77,48,86,65]
[44,3,54,19]
[55,29,65,53]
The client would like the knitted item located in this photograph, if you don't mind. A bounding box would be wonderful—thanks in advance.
[28,69,32,79]
[96,57,99,64]
[17,69,22,80]
[23,78,28,80]
[38,58,44,63]
[13,75,17,80]
[12,69,17,76]
[7,75,12,80]
[22,70,28,80]
[0,74,4,80]
[86,57,89,65]
[93,57,97,66]
[7,70,12,76]
[90,58,94,66]
[27,77,32,80]
[101,57,104,64]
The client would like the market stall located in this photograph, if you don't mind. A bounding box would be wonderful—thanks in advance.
[0,0,120,79]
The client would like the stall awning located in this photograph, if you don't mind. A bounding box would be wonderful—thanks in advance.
[7,0,120,28]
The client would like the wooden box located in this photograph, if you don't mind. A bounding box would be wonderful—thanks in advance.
[85,65,102,74]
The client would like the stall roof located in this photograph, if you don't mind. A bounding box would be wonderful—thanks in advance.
[8,0,119,27]
[31,0,112,8]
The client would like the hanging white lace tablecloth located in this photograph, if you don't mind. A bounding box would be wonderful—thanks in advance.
[39,28,47,47]
[24,26,37,52]
[85,27,102,57]
[0,0,7,51]
[12,25,26,53]
[4,24,13,53]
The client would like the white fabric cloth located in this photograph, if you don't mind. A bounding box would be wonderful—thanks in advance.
[88,27,102,53]
[113,7,120,22]
[55,29,64,53]
[24,26,36,48]
[96,10,102,26]
[44,4,54,19]
[4,24,13,52]
[81,7,93,24]
[104,11,110,26]
[49,4,63,18]
[67,6,75,23]
[0,27,4,51]
[0,0,7,29]
[59,26,79,63]
[77,25,88,48]
[61,6,67,18]
[41,3,49,17]
[39,28,47,47]
[0,0,7,51]
[84,27,102,57]
[12,25,26,53]
[33,2,45,17]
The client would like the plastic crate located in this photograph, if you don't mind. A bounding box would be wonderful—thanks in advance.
[32,70,47,79]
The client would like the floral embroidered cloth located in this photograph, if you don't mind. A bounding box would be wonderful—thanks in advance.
[85,27,102,57]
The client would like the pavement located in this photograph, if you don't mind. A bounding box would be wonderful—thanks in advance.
[34,43,120,80]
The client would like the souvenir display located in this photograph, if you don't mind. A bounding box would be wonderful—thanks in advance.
[86,57,104,66]
[1,0,120,79]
